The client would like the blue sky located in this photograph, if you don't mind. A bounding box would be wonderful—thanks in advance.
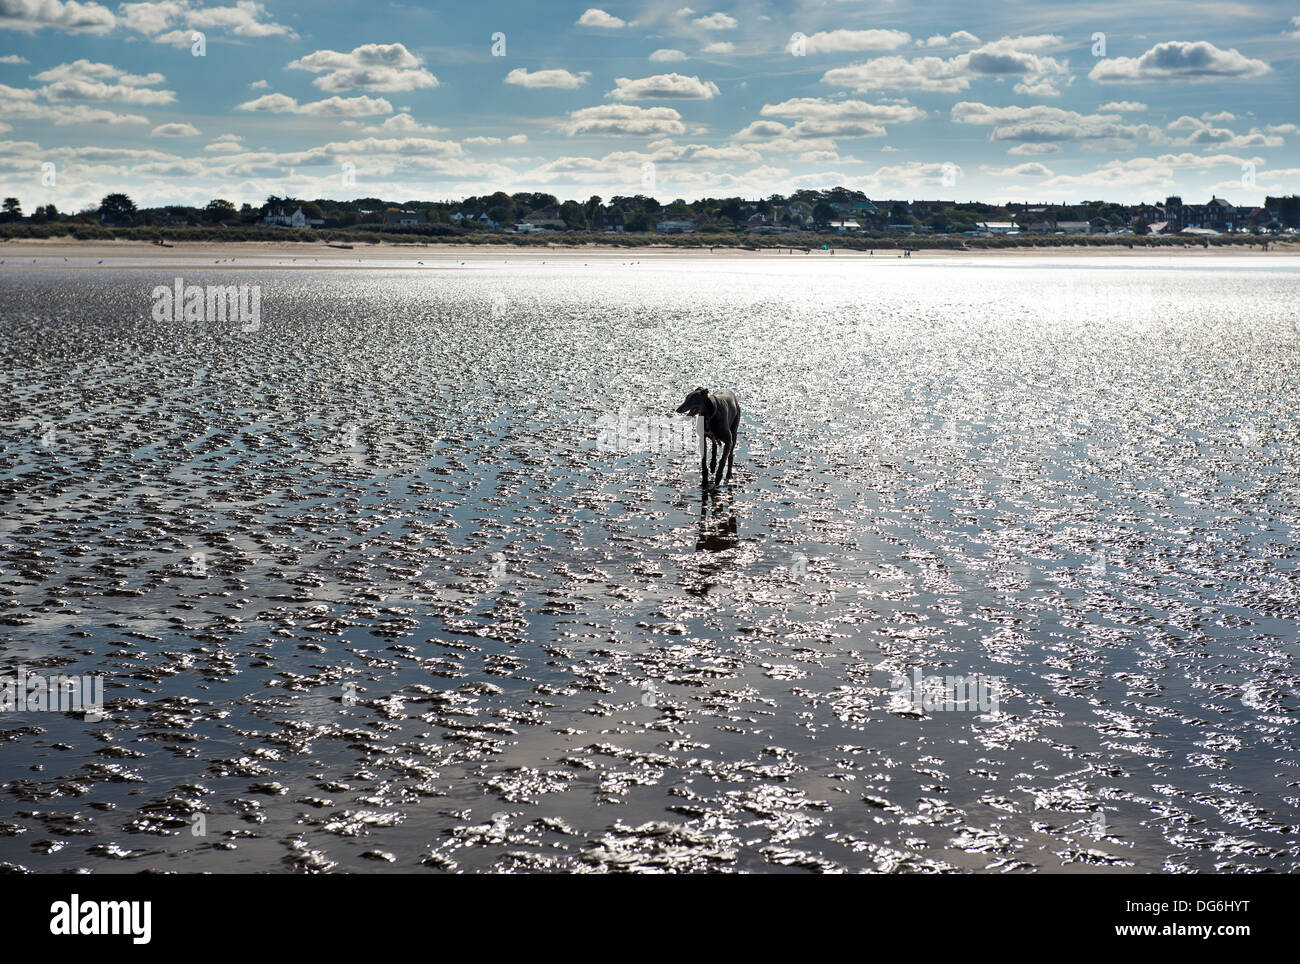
[2,0,1298,212]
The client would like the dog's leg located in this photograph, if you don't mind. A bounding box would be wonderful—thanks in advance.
[718,432,733,483]
[709,439,718,478]
[725,423,738,480]
[699,434,710,488]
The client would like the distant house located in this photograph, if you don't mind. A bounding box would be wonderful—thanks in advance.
[600,212,625,232]
[1205,196,1237,231]
[263,206,321,228]
[977,221,1018,235]
[1055,221,1090,235]
[655,219,696,233]
[1025,220,1055,234]
[830,220,862,233]
[451,211,498,228]
[1130,202,1165,227]
[383,210,426,226]
[515,219,566,233]
[1016,204,1058,221]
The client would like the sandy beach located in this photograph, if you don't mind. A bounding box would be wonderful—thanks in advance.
[2,236,1297,268]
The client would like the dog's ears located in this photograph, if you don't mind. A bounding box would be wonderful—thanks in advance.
[695,386,707,395]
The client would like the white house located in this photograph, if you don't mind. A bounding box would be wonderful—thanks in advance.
[515,219,566,233]
[1055,221,1090,235]
[452,211,499,228]
[263,206,313,228]
[655,219,696,233]
[830,220,862,233]
[977,221,1018,235]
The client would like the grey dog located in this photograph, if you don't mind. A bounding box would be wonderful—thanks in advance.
[676,387,740,488]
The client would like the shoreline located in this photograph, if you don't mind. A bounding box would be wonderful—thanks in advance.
[3,237,1299,266]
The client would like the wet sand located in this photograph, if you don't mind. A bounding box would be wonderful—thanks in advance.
[1,255,1297,873]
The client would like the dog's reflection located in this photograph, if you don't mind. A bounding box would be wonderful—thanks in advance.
[697,484,738,551]
[684,486,741,598]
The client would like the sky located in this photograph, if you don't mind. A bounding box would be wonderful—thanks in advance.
[2,0,1298,212]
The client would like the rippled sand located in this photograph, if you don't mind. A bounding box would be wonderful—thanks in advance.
[1,255,1297,873]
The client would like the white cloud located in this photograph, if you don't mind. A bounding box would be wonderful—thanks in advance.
[117,1,180,34]
[0,85,149,123]
[757,97,924,137]
[361,113,444,135]
[734,119,788,140]
[204,133,243,152]
[981,161,1053,177]
[1166,114,1284,148]
[236,93,394,116]
[564,104,686,136]
[576,8,626,28]
[608,73,719,100]
[0,53,29,63]
[186,1,293,38]
[822,55,969,93]
[917,31,980,48]
[505,67,590,89]
[318,136,463,158]
[1013,78,1064,97]
[700,41,734,54]
[1008,143,1062,155]
[822,36,1067,94]
[32,59,175,104]
[0,0,115,34]
[693,12,736,30]
[649,48,686,62]
[952,101,1160,150]
[790,29,911,54]
[152,121,199,136]
[118,1,295,42]
[1021,153,1258,195]
[288,43,437,93]
[1089,40,1270,83]
[1099,100,1147,112]
[462,134,526,146]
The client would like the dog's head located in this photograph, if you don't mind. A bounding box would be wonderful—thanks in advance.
[676,387,710,417]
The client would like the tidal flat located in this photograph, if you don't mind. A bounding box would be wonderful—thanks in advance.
[1,254,1297,873]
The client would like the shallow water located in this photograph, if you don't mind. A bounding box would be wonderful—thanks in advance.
[1,255,1298,873]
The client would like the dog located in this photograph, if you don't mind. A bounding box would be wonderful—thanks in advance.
[676,387,740,488]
